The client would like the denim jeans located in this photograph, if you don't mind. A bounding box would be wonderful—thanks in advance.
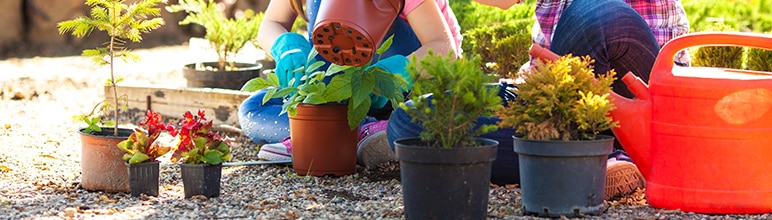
[550,0,660,99]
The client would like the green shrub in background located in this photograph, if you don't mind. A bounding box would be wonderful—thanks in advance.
[463,20,533,78]
[745,32,772,72]
[690,23,745,69]
[450,0,535,78]
[683,0,772,33]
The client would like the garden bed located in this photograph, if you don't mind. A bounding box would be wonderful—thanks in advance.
[2,45,771,219]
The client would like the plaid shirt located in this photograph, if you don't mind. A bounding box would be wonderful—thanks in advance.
[532,0,690,65]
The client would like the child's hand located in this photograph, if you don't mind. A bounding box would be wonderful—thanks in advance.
[270,33,311,88]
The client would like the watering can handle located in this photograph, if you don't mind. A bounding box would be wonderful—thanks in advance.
[653,32,772,81]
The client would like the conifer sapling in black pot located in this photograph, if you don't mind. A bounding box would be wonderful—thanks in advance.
[394,51,501,220]
[495,55,618,217]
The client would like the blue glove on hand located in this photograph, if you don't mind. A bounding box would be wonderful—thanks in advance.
[271,32,312,88]
[368,55,412,109]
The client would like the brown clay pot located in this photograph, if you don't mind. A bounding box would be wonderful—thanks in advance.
[289,104,358,176]
[78,128,132,192]
[311,0,403,66]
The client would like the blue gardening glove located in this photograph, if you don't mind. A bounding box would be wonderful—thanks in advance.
[368,55,412,109]
[271,32,312,88]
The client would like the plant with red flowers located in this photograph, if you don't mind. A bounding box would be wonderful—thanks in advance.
[117,110,176,164]
[170,110,232,164]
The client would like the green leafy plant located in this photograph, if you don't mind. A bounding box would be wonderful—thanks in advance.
[240,35,409,130]
[117,110,176,164]
[167,0,263,71]
[496,55,618,141]
[690,23,745,69]
[744,32,772,72]
[170,110,232,165]
[400,51,500,148]
[58,0,166,136]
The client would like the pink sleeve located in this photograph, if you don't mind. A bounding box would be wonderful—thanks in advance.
[402,0,424,17]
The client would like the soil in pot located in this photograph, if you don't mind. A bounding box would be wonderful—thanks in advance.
[78,128,133,192]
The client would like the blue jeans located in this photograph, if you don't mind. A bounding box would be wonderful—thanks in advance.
[550,0,660,99]
[551,0,660,148]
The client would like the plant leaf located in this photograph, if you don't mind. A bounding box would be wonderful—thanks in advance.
[203,150,224,164]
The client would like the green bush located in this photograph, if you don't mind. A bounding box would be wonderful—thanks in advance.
[690,23,745,69]
[745,44,772,72]
[683,0,772,33]
[462,20,533,78]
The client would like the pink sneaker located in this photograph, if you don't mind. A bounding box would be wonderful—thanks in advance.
[357,120,395,167]
[257,136,292,161]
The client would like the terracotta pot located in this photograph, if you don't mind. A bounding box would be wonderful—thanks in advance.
[311,0,403,66]
[78,127,132,192]
[289,104,358,176]
[183,62,262,90]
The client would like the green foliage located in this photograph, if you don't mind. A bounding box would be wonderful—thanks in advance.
[496,55,618,141]
[690,23,745,69]
[401,51,500,148]
[451,0,535,33]
[167,0,263,70]
[745,32,772,72]
[240,35,408,130]
[683,0,772,33]
[57,0,166,136]
[117,110,175,164]
[171,110,232,165]
[463,19,533,78]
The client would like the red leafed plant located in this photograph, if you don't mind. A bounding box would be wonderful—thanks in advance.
[170,110,232,165]
[117,110,176,164]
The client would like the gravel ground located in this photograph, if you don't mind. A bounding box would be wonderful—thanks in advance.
[1,45,771,219]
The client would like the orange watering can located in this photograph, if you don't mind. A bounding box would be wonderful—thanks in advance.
[529,32,772,214]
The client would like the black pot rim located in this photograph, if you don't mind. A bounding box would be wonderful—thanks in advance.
[513,134,614,157]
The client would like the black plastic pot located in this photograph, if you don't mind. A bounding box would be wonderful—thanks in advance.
[183,62,262,90]
[395,137,498,220]
[513,135,614,218]
[180,163,222,198]
[126,161,160,197]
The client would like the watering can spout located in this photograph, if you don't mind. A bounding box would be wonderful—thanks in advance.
[609,72,652,179]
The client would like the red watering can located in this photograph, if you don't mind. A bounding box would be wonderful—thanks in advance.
[529,32,772,214]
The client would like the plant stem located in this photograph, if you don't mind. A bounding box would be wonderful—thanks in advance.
[109,2,119,137]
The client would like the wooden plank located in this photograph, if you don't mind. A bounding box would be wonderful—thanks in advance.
[104,83,253,126]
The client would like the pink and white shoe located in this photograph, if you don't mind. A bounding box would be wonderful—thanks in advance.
[356,120,395,167]
[257,136,292,161]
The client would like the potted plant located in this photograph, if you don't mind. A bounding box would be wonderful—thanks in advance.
[117,110,175,197]
[240,35,408,176]
[166,0,264,90]
[170,110,232,198]
[57,0,166,192]
[494,55,618,217]
[393,51,501,219]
